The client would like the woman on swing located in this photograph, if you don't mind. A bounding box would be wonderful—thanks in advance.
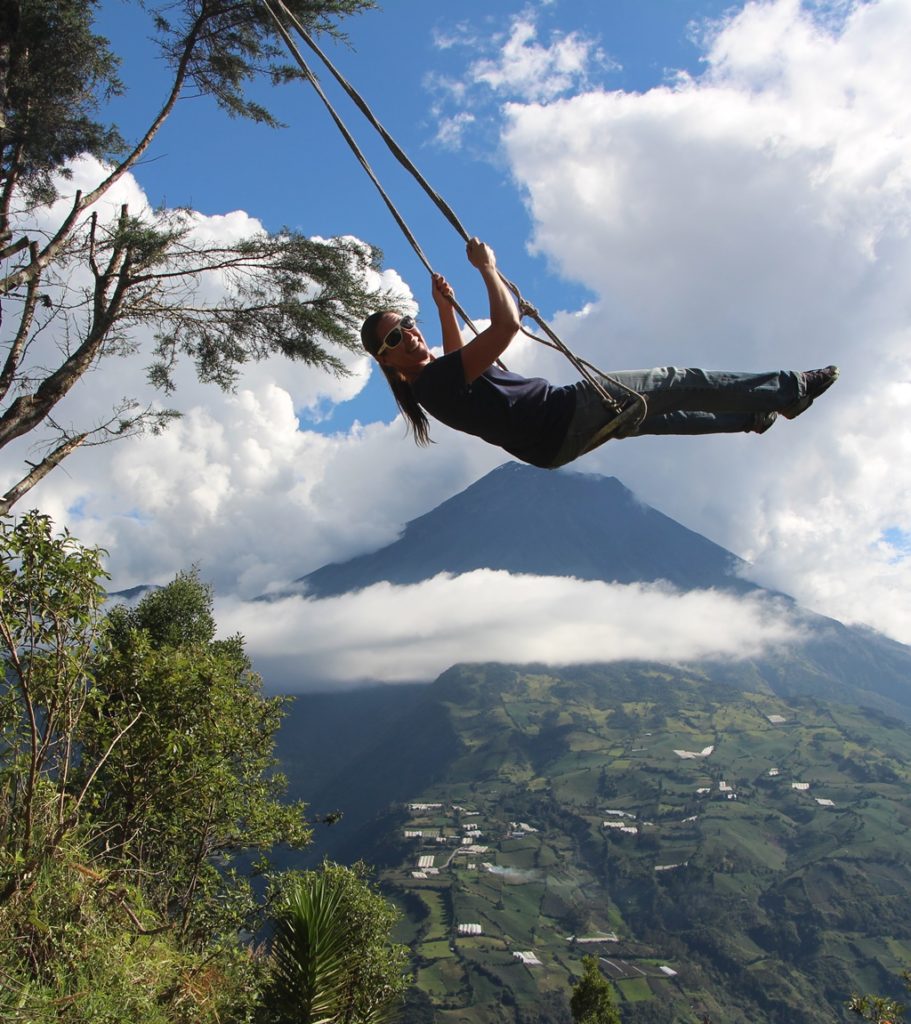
[361,238,838,469]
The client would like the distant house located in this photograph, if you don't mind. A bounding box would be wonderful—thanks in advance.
[602,821,638,834]
[674,745,715,759]
[767,714,788,724]
[513,951,543,966]
[659,965,678,977]
[457,923,482,936]
[792,782,810,791]
[816,797,835,807]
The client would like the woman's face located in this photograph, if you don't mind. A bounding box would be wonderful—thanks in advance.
[373,311,432,375]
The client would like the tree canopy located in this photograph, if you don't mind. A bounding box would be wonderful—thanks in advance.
[569,956,621,1024]
[0,512,409,1021]
[0,0,394,513]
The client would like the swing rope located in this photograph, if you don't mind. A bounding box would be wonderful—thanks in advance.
[261,0,647,435]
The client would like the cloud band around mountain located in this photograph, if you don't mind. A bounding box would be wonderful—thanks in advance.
[216,570,802,691]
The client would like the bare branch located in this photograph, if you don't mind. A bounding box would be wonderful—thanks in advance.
[0,240,40,402]
[72,711,143,816]
[0,234,29,261]
[0,431,88,515]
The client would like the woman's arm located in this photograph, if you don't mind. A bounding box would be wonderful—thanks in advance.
[459,238,521,383]
[433,272,464,354]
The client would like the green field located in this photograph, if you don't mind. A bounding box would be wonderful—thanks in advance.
[367,663,911,1024]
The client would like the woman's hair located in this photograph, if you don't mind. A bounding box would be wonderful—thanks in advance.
[361,311,431,447]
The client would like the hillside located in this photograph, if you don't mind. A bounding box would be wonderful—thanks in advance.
[282,663,911,1024]
[274,463,911,1022]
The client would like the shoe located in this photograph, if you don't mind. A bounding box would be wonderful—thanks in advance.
[750,411,778,434]
[781,365,839,420]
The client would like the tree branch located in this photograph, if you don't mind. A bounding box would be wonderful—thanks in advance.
[0,431,88,515]
[72,711,143,817]
[0,240,40,403]
[0,234,29,261]
[0,8,207,298]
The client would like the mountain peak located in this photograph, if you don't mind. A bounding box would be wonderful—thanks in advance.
[298,462,750,598]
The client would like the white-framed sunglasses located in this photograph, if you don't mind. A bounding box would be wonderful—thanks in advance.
[376,314,415,357]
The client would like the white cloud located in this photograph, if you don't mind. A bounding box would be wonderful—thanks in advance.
[468,16,610,103]
[8,0,911,682]
[216,572,801,690]
[434,112,477,150]
[497,0,911,641]
[424,8,615,152]
[3,156,444,594]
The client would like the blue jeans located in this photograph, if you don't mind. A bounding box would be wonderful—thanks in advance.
[549,366,804,468]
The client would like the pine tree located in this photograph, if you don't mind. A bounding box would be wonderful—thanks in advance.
[569,955,621,1024]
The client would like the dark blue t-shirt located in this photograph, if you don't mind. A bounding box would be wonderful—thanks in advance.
[410,350,576,468]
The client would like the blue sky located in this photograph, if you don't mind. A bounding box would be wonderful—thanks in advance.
[9,0,911,689]
[96,0,735,431]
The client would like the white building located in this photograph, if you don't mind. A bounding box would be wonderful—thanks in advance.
[457,923,482,936]
[674,745,715,759]
[513,951,542,966]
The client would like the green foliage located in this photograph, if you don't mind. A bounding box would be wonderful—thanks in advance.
[0,515,276,1021]
[0,831,262,1024]
[847,972,909,1023]
[106,566,216,648]
[151,0,376,126]
[265,861,411,1024]
[80,569,311,942]
[569,956,620,1024]
[0,515,410,1023]
[0,511,109,900]
[0,0,125,207]
[144,227,388,394]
